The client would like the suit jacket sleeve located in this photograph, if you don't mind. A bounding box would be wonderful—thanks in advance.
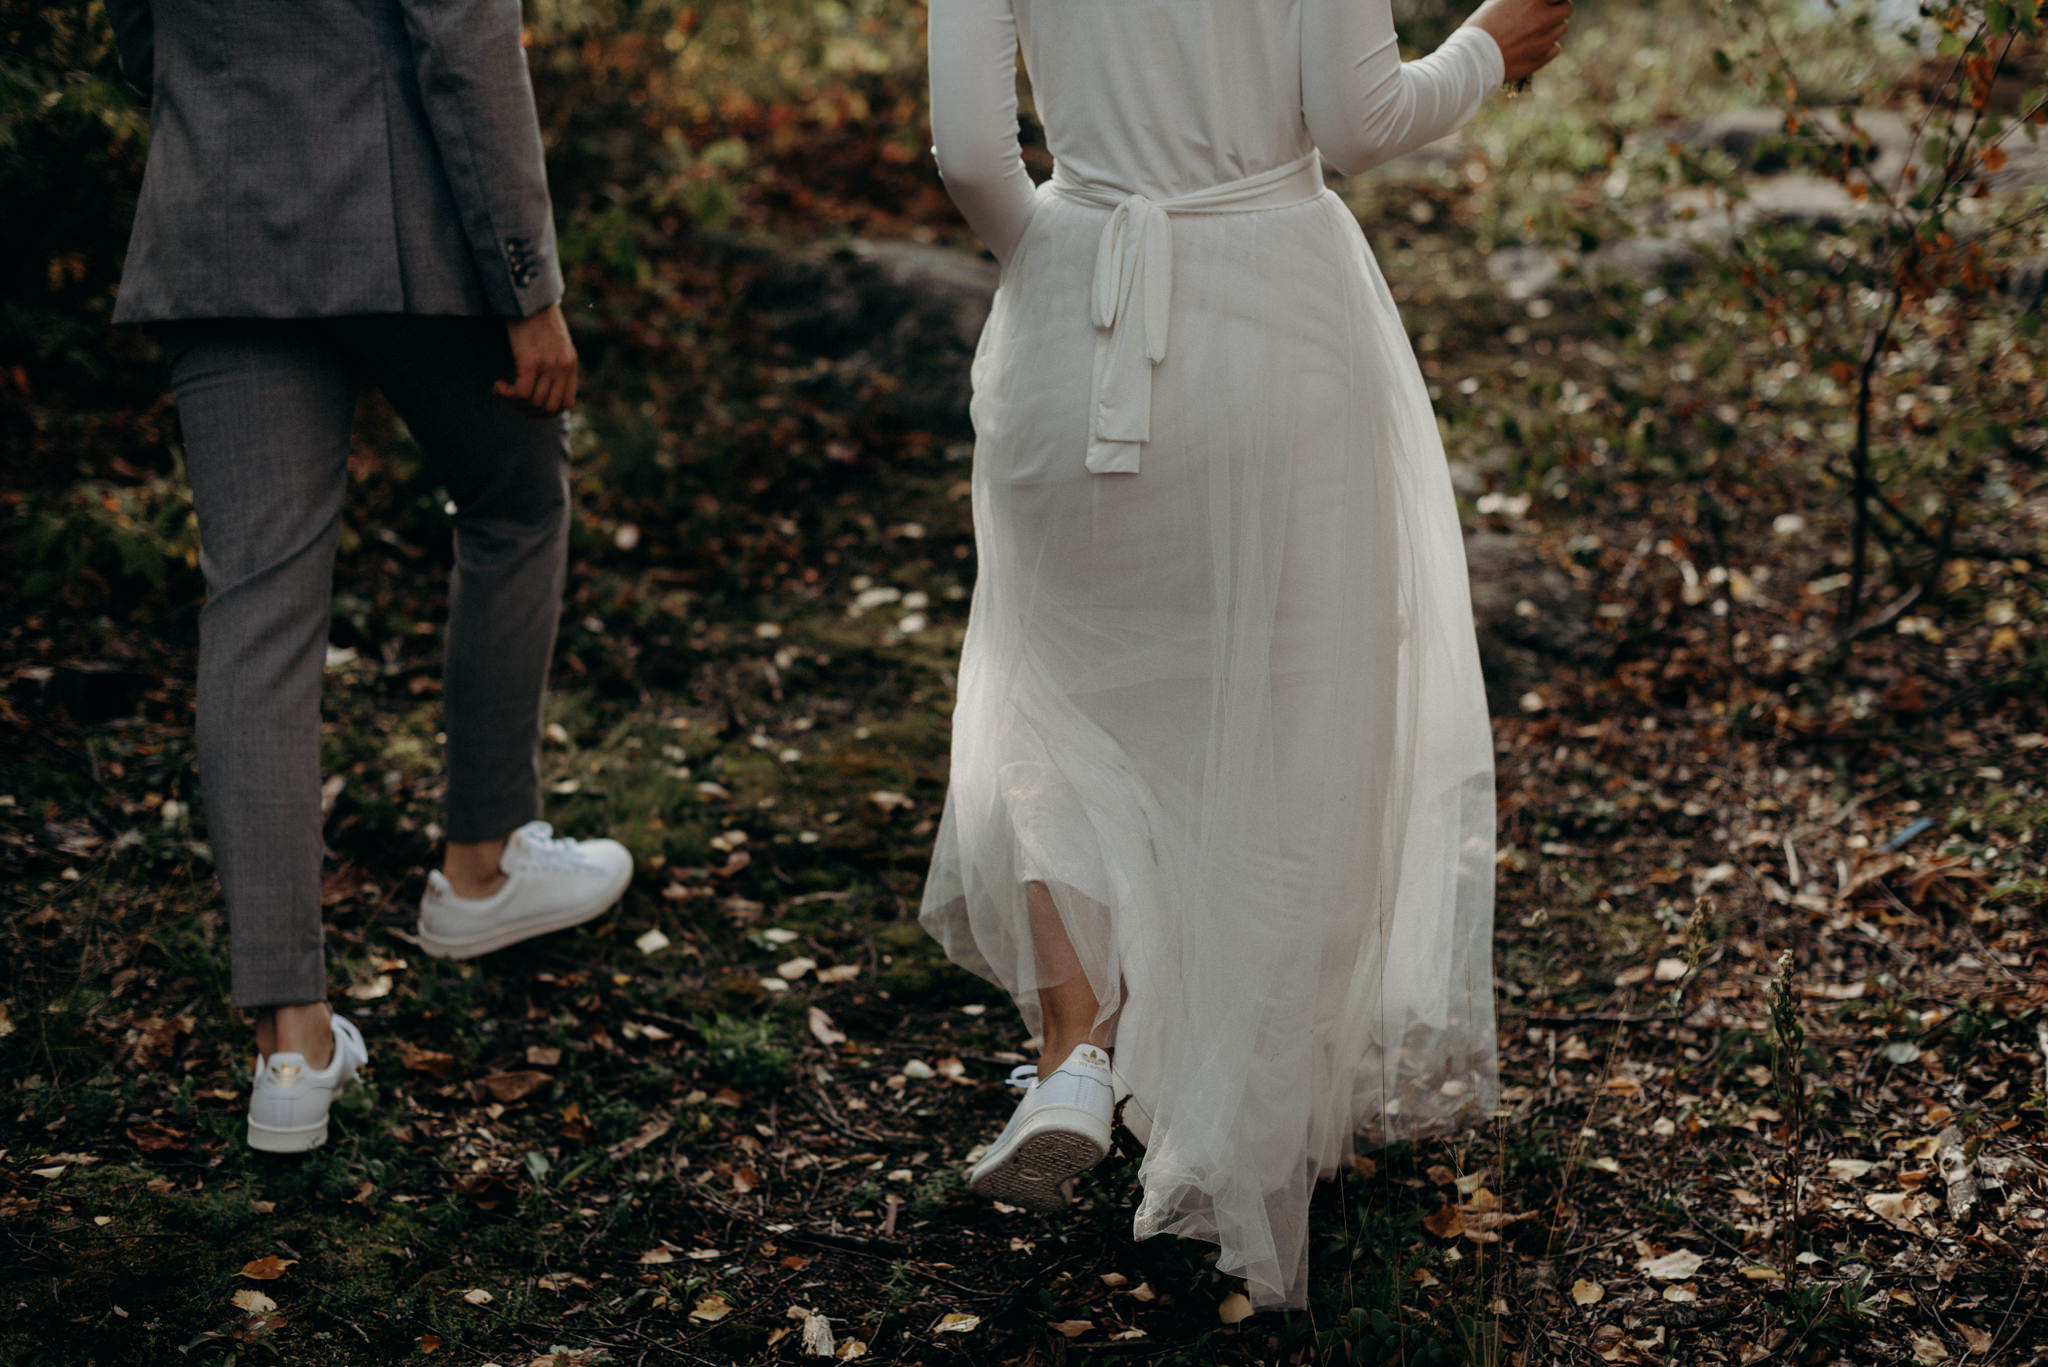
[105,0,154,95]
[395,0,564,317]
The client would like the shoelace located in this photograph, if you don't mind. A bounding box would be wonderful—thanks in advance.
[1006,1065,1037,1092]
[508,821,595,873]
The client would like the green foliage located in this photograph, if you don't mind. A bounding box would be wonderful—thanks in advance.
[5,456,198,599]
[693,1010,792,1087]
[1698,0,2048,631]
[0,1,160,460]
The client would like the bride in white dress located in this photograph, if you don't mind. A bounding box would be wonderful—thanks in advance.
[919,0,1569,1309]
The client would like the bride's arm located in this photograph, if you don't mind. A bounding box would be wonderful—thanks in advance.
[1301,0,1506,177]
[928,0,1037,267]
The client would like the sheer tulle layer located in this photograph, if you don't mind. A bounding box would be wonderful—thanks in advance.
[921,187,1498,1309]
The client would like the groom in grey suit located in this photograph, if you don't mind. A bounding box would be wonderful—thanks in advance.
[110,0,632,1149]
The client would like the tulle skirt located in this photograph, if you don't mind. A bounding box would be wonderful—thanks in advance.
[920,184,1498,1309]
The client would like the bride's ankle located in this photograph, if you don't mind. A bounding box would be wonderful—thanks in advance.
[1037,1036,1106,1076]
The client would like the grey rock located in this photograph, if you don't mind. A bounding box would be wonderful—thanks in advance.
[745,238,997,436]
[1463,530,1600,711]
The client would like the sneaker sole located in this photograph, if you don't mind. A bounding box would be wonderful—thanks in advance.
[969,1105,1110,1213]
[415,872,630,960]
[247,1117,329,1153]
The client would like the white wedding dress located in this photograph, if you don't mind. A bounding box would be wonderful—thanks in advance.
[920,0,1503,1308]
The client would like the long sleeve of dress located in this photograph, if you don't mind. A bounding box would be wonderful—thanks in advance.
[1301,0,1504,177]
[928,0,1038,267]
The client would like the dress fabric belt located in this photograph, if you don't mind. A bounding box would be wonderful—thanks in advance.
[1049,150,1327,475]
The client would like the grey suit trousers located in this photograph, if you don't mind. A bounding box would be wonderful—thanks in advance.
[159,316,570,1007]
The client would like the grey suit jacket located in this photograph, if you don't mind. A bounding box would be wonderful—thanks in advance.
[108,0,563,324]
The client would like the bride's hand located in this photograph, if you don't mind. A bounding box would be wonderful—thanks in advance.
[1465,0,1572,84]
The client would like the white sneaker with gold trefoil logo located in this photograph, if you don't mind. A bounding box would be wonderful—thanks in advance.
[246,1013,368,1153]
[967,1043,1115,1212]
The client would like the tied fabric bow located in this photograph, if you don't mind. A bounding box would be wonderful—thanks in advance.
[1059,150,1326,476]
[1087,195,1175,475]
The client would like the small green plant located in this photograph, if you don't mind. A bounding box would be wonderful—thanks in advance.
[907,1167,963,1219]
[692,1011,791,1088]
[1661,896,1716,1013]
[1768,949,1810,1278]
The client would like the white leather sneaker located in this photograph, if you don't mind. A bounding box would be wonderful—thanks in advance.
[968,1043,1115,1212]
[1002,1056,1154,1149]
[416,821,633,960]
[247,1013,368,1153]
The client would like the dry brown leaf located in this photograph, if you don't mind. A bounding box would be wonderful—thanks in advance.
[1636,1249,1705,1281]
[933,1312,980,1333]
[808,1006,846,1046]
[1048,1320,1094,1339]
[460,1289,493,1305]
[1866,1190,1931,1231]
[537,1272,591,1293]
[481,1070,552,1103]
[1843,851,1914,899]
[231,1289,276,1314]
[1422,1202,1464,1239]
[1571,1279,1605,1305]
[639,1246,676,1265]
[690,1294,732,1323]
[801,1311,836,1355]
[1218,1292,1254,1325]
[399,1042,457,1079]
[239,1256,296,1280]
[345,973,392,1001]
[125,1124,188,1154]
[607,1113,673,1159]
[1959,1324,1992,1355]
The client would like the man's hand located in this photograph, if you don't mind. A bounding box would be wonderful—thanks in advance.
[1467,0,1572,84]
[495,302,578,416]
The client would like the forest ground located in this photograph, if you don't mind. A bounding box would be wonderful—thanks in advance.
[3,3,2046,1364]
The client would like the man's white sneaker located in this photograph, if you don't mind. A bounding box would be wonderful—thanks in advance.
[416,821,633,960]
[968,1043,1115,1212]
[247,1013,368,1154]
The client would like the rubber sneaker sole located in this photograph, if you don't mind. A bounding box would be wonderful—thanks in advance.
[247,1116,329,1154]
[968,1104,1111,1213]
